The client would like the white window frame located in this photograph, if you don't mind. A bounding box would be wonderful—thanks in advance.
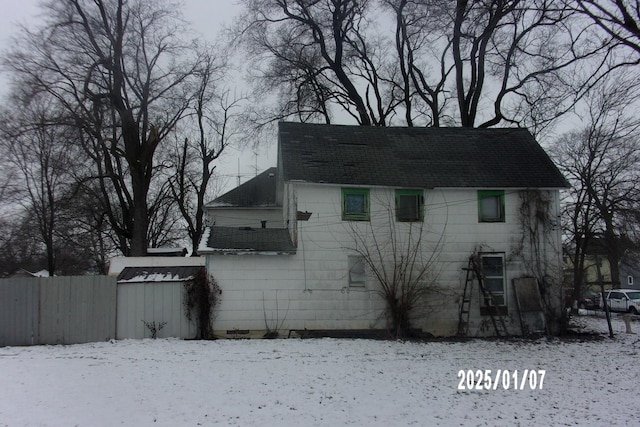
[348,255,366,287]
[478,190,505,222]
[480,253,506,307]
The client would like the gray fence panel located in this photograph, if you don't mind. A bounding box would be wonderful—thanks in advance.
[0,276,116,346]
[0,279,38,346]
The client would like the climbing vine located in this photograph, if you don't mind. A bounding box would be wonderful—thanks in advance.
[513,190,565,334]
[183,267,221,339]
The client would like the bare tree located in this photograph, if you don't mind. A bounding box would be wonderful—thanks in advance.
[3,0,208,256]
[573,0,640,58]
[236,0,401,126]
[383,0,453,126]
[553,131,599,308]
[235,0,614,132]
[57,184,118,274]
[169,52,242,255]
[0,214,46,277]
[0,93,76,276]
[552,76,640,304]
[346,197,443,338]
[450,0,611,132]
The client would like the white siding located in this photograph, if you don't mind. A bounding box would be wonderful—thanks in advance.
[207,207,283,229]
[205,182,563,337]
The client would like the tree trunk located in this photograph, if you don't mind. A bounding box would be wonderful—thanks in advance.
[129,171,149,257]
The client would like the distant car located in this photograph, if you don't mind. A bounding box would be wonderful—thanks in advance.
[602,289,640,314]
[564,289,599,310]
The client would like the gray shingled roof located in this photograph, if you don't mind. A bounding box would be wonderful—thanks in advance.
[207,167,278,207]
[278,122,568,189]
[117,266,202,283]
[204,226,296,254]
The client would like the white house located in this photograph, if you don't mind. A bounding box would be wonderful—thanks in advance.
[199,122,568,337]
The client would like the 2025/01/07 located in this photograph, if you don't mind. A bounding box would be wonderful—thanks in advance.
[457,369,546,390]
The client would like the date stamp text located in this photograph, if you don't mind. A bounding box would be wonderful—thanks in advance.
[457,369,545,390]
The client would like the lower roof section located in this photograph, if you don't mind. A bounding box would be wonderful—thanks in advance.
[199,226,296,255]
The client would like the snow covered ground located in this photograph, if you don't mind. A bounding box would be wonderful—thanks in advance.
[1,312,638,426]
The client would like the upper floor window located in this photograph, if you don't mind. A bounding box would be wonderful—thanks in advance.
[478,190,505,222]
[342,188,370,221]
[395,189,424,222]
[629,275,634,286]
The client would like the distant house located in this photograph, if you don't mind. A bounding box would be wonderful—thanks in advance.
[563,238,640,294]
[563,239,612,294]
[200,122,568,337]
[8,269,52,278]
[619,255,640,290]
[205,167,281,229]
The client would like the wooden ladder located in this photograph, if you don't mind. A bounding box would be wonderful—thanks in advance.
[458,257,509,337]
[457,266,474,337]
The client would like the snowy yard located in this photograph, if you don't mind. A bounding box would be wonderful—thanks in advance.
[1,313,638,426]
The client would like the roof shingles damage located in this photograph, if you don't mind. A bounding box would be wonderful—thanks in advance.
[200,226,296,255]
[278,122,569,189]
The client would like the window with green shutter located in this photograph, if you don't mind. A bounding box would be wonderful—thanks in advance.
[478,190,505,222]
[342,188,370,221]
[395,189,423,222]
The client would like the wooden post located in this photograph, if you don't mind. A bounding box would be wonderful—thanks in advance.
[596,256,614,338]
[622,314,633,334]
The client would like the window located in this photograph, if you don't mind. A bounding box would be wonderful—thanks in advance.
[609,291,624,300]
[395,189,424,222]
[348,255,366,287]
[342,188,370,221]
[478,190,505,222]
[628,275,634,286]
[481,254,506,307]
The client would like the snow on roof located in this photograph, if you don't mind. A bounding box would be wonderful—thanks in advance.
[116,266,203,283]
[198,226,296,255]
[197,227,212,255]
[32,270,52,277]
[108,256,205,276]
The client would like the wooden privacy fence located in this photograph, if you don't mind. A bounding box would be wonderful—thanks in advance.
[0,276,117,346]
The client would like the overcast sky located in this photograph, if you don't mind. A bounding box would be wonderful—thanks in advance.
[0,0,276,194]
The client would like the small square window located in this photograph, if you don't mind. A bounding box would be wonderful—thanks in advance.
[396,190,423,222]
[348,255,366,287]
[342,188,370,221]
[478,190,505,222]
[628,276,634,286]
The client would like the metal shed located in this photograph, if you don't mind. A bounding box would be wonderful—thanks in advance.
[116,266,200,339]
